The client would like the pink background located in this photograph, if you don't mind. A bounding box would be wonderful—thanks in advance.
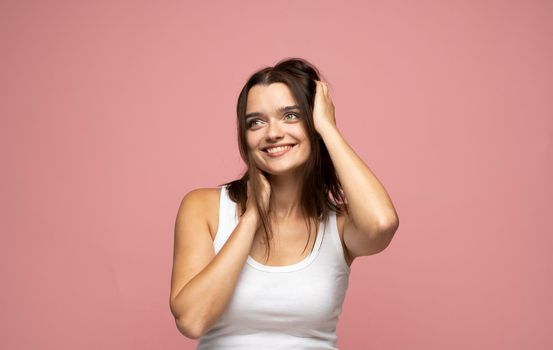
[1,0,552,349]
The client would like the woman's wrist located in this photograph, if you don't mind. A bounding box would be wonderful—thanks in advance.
[241,209,260,226]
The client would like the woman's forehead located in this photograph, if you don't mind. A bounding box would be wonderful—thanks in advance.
[246,83,297,114]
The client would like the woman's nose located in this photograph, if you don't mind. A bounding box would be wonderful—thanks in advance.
[265,121,284,139]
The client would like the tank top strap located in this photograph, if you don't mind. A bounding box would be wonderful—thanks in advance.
[327,209,351,272]
[213,185,236,253]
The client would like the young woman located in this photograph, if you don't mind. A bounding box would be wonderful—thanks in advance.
[169,58,399,349]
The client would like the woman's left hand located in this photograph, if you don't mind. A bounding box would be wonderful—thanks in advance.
[313,80,336,135]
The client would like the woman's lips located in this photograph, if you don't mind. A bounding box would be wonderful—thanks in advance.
[264,144,296,157]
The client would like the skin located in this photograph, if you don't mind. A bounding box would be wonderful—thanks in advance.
[244,82,311,222]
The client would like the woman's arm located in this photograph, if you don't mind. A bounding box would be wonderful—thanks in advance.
[319,124,399,233]
[314,81,399,250]
[169,189,259,339]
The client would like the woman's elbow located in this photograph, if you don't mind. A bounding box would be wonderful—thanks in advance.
[175,316,203,340]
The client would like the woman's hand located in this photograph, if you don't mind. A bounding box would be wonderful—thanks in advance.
[245,168,271,218]
[313,80,337,135]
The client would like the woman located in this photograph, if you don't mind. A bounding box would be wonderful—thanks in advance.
[169,57,399,349]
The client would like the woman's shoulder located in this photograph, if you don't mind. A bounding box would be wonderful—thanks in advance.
[182,187,222,240]
[183,186,221,204]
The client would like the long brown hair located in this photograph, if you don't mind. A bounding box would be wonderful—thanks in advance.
[219,57,349,264]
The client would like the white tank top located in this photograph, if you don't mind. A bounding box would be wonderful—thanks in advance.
[197,185,351,350]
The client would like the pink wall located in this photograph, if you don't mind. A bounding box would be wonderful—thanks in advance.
[1,0,552,349]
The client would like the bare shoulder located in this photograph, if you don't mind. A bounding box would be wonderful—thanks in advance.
[181,187,221,241]
[335,212,355,267]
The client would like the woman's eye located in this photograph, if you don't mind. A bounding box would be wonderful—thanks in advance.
[247,119,262,128]
[247,114,299,128]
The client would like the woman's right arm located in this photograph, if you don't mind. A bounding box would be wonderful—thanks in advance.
[169,188,259,339]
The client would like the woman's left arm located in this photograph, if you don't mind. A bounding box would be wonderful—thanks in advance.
[314,80,399,239]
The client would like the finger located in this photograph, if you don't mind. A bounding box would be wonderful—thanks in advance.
[318,80,326,95]
[315,80,322,94]
[322,82,329,96]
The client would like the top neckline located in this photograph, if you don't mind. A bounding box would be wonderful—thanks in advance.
[224,185,325,273]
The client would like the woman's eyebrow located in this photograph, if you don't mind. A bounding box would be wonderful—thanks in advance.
[245,105,300,120]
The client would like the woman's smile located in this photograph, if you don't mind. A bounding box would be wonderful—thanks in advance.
[263,144,297,157]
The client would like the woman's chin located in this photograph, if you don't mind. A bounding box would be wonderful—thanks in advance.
[262,166,303,178]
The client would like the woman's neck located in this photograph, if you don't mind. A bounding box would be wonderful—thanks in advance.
[268,176,303,221]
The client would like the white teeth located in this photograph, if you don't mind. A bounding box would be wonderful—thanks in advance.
[266,145,292,153]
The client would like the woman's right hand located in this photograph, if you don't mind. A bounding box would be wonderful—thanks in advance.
[245,168,271,218]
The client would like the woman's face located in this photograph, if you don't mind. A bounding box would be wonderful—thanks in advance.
[244,83,311,176]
